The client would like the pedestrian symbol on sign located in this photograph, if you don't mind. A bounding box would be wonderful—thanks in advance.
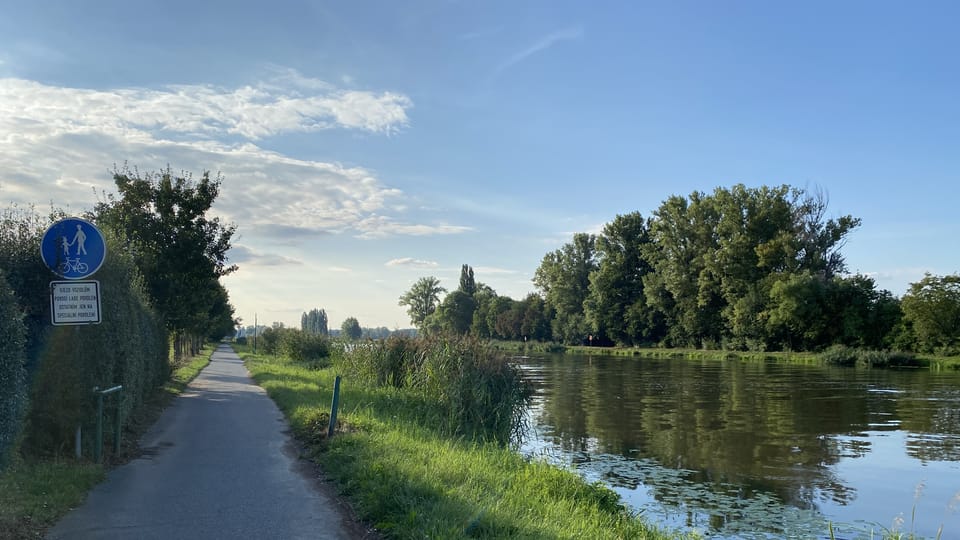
[41,218,107,280]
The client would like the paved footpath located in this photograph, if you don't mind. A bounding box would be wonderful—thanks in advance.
[48,344,355,540]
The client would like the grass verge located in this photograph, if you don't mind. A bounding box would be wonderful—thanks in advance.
[242,348,694,540]
[0,344,216,540]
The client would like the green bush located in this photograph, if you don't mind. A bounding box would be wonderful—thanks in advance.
[0,268,28,470]
[257,327,284,354]
[819,345,919,368]
[279,329,330,363]
[819,345,858,366]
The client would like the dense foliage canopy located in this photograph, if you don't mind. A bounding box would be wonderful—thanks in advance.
[407,184,952,354]
[95,166,238,357]
[341,317,362,340]
[302,308,329,335]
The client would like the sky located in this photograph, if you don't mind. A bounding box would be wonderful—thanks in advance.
[2,1,959,330]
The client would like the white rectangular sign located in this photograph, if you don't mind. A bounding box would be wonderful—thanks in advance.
[50,280,102,325]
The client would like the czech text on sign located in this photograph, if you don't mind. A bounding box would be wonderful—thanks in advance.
[40,218,107,280]
[50,281,102,325]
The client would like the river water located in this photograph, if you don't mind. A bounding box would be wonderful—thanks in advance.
[515,353,960,539]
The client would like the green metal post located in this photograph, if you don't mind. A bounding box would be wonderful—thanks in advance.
[95,390,104,462]
[327,375,341,438]
[93,385,123,463]
[114,394,122,455]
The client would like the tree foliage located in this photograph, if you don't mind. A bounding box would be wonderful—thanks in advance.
[901,274,960,353]
[437,290,476,335]
[399,276,446,328]
[341,317,362,341]
[302,308,329,335]
[584,212,658,345]
[392,184,955,356]
[533,233,597,344]
[642,185,860,349]
[458,264,477,296]
[95,166,237,358]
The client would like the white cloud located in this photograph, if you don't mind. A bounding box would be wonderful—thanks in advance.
[328,266,352,272]
[0,75,411,140]
[0,73,470,241]
[386,258,439,269]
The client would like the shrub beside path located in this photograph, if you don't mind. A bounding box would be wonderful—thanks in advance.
[47,344,363,540]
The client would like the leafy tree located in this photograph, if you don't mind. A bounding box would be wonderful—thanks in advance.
[399,276,446,328]
[470,284,499,338]
[437,264,479,333]
[204,282,238,340]
[437,290,477,335]
[642,193,721,347]
[341,317,362,340]
[643,185,860,349]
[458,264,477,296]
[767,273,900,351]
[584,212,656,345]
[301,308,328,335]
[519,293,552,342]
[485,296,515,340]
[533,233,597,344]
[495,299,528,340]
[95,166,237,358]
[901,274,960,353]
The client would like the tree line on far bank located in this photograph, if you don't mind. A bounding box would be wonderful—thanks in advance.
[399,184,960,356]
[0,166,238,470]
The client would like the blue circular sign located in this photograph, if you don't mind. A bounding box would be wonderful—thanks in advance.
[40,218,107,279]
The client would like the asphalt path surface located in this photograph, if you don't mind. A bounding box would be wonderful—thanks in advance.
[48,344,357,540]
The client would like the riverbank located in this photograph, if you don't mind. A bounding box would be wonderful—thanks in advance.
[240,346,694,540]
[0,345,215,540]
[490,341,960,370]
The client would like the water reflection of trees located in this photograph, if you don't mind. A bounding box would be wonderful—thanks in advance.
[528,356,960,520]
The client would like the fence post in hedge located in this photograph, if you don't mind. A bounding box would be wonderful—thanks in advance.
[327,376,341,438]
[93,385,123,462]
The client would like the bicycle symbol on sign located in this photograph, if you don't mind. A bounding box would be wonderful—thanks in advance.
[58,258,89,274]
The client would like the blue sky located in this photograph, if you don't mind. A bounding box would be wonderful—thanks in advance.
[2,1,958,329]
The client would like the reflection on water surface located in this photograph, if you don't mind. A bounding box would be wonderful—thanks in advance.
[516,354,960,539]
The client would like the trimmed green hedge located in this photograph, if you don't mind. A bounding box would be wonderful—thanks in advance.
[22,233,167,457]
[0,269,28,470]
[1,206,168,459]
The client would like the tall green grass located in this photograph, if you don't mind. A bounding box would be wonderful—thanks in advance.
[334,335,531,445]
[244,347,689,539]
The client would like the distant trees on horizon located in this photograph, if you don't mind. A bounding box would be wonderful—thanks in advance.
[399,184,960,355]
